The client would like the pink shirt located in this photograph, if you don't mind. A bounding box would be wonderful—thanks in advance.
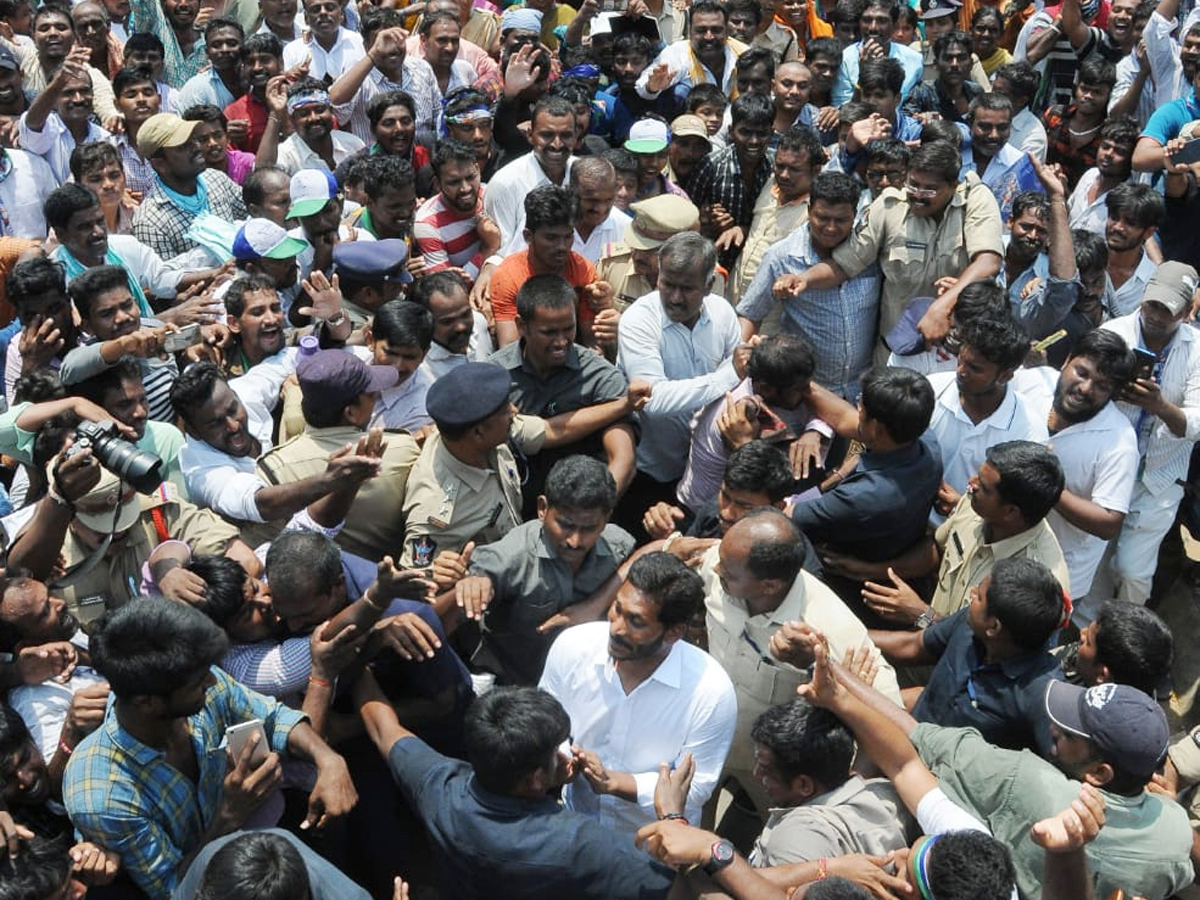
[405,33,499,82]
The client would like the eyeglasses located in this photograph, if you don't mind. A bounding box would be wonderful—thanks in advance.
[866,168,906,183]
[904,181,943,198]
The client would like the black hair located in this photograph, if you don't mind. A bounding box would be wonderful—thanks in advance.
[1078,56,1117,90]
[431,137,478,177]
[747,333,816,389]
[909,140,962,183]
[957,310,1028,371]
[865,137,911,168]
[264,531,344,613]
[169,360,223,427]
[242,165,290,211]
[1011,189,1050,223]
[689,0,727,23]
[43,182,99,233]
[204,15,244,40]
[372,300,433,351]
[0,834,74,900]
[367,88,416,129]
[0,701,31,758]
[1099,115,1138,149]
[896,4,919,31]
[544,455,617,513]
[68,265,129,323]
[809,170,862,208]
[775,125,825,168]
[287,75,329,105]
[626,552,704,628]
[464,687,570,793]
[806,36,841,62]
[828,0,864,34]
[602,146,639,177]
[926,831,1015,900]
[1105,182,1165,230]
[362,154,415,200]
[1093,601,1174,696]
[530,94,576,129]
[968,91,1013,119]
[410,270,469,309]
[726,0,764,25]
[840,102,873,128]
[984,440,1065,525]
[224,272,278,318]
[242,31,283,59]
[32,2,72,29]
[124,31,165,56]
[112,64,156,97]
[971,6,1004,31]
[993,60,1040,103]
[686,83,729,112]
[859,0,898,22]
[1070,327,1135,387]
[984,557,1064,651]
[805,878,875,900]
[859,366,935,444]
[418,7,458,36]
[194,831,311,900]
[736,45,776,78]
[750,697,855,788]
[1072,229,1109,279]
[933,29,974,59]
[182,103,229,128]
[723,440,795,502]
[360,5,405,44]
[516,273,576,323]
[920,117,964,149]
[69,140,123,181]
[739,507,807,582]
[443,86,493,120]
[730,91,774,129]
[90,596,229,699]
[952,282,1008,325]
[186,555,251,630]
[524,184,576,232]
[858,57,903,95]
[72,356,144,411]
[7,258,67,320]
[612,31,653,59]
[13,369,66,406]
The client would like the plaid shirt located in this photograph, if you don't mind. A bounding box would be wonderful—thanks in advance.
[688,145,771,265]
[1043,104,1101,191]
[113,134,157,198]
[62,667,305,900]
[131,169,247,260]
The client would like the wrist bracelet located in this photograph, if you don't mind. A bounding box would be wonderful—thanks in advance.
[362,588,388,612]
[47,485,73,509]
[58,738,74,756]
[660,812,689,825]
[308,675,333,689]
[325,311,347,328]
[818,858,828,880]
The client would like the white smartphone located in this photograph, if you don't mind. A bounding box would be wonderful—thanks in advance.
[225,719,269,766]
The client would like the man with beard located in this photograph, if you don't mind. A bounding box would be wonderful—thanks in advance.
[1102,183,1164,317]
[58,266,181,422]
[132,112,248,258]
[440,87,508,183]
[412,271,494,379]
[17,3,117,122]
[539,551,736,840]
[414,138,498,281]
[263,78,364,175]
[221,271,291,377]
[665,113,711,193]
[327,11,436,144]
[904,30,984,126]
[44,184,226,325]
[635,0,746,109]
[352,154,418,246]
[18,44,109,186]
[960,94,1024,213]
[282,0,364,84]
[1014,328,1139,621]
[172,357,391,549]
[175,18,245,113]
[1067,117,1138,236]
[1090,263,1200,608]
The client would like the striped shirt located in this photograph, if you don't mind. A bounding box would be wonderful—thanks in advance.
[413,189,486,277]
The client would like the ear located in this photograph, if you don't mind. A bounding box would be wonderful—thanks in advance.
[997,367,1016,387]
[522,227,533,246]
[663,621,688,646]
[536,495,548,521]
[515,314,527,336]
[226,313,242,335]
[1093,662,1113,685]
[792,773,818,800]
[758,577,786,596]
[364,324,375,347]
[1083,761,1115,789]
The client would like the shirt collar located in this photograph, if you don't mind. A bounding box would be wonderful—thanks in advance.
[601,637,684,689]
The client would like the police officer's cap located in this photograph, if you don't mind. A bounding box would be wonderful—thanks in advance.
[425,362,511,429]
[332,239,414,284]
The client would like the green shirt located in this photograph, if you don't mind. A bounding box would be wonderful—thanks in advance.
[910,723,1193,900]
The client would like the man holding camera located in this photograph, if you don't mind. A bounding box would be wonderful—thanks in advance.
[4,439,257,627]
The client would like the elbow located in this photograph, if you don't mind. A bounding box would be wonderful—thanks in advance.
[1095,514,1125,541]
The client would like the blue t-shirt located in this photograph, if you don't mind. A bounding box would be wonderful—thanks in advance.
[1142,89,1200,146]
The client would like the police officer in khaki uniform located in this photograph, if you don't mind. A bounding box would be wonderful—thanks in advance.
[329,238,413,330]
[400,362,546,568]
[5,460,248,627]
[597,194,712,313]
[782,142,1004,362]
[258,348,421,562]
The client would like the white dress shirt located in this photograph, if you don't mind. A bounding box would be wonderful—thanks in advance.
[1067,168,1111,237]
[276,129,366,176]
[1104,251,1158,318]
[573,206,630,263]
[420,311,494,380]
[179,438,269,522]
[1009,108,1048,163]
[617,291,742,482]
[483,152,577,257]
[17,113,110,186]
[283,28,366,84]
[229,347,299,448]
[0,148,54,239]
[539,621,737,839]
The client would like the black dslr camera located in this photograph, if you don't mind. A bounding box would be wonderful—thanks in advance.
[68,420,164,494]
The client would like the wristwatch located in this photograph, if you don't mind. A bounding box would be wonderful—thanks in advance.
[702,839,736,876]
[914,609,935,629]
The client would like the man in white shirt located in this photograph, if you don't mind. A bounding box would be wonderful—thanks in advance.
[617,232,742,508]
[282,0,365,83]
[693,509,900,815]
[635,0,747,106]
[412,270,494,381]
[1094,262,1200,605]
[539,550,737,840]
[1013,328,1139,622]
[1103,183,1163,317]
[992,62,1048,163]
[273,78,365,175]
[570,156,627,264]
[17,48,109,185]
[482,94,577,260]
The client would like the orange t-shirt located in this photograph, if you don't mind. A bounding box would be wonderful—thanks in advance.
[489,250,598,328]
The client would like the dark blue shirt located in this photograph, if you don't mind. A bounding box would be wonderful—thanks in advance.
[387,737,675,900]
[913,608,1061,755]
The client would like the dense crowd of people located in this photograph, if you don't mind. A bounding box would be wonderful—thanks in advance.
[0,0,1199,896]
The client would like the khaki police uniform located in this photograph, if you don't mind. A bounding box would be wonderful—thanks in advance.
[832,175,1004,363]
[45,483,240,627]
[399,415,546,567]
[257,425,420,562]
[729,178,810,304]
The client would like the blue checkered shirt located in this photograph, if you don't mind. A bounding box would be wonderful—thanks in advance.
[735,225,881,400]
[62,667,305,900]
